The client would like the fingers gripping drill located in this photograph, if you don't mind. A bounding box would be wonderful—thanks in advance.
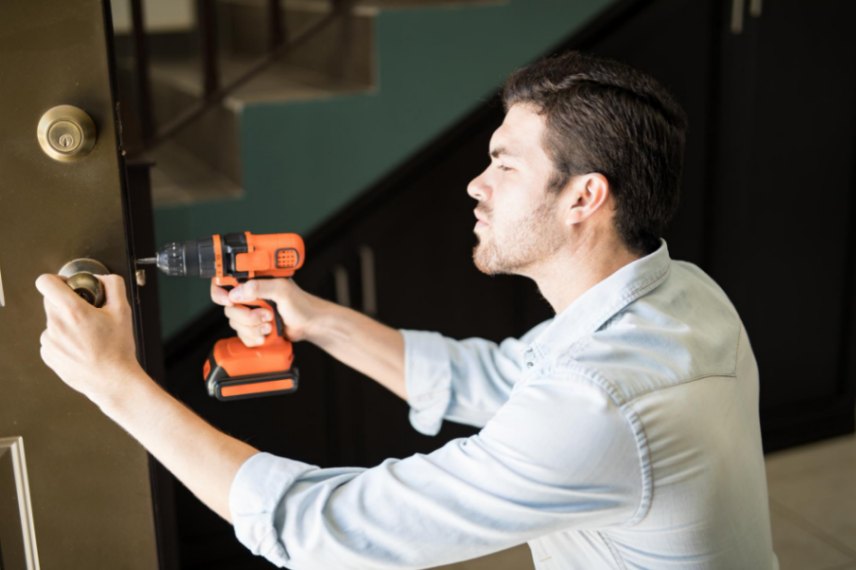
[138,232,305,401]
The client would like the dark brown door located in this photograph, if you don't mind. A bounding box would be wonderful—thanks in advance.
[0,2,161,568]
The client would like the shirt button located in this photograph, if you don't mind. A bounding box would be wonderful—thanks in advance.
[526,361,534,368]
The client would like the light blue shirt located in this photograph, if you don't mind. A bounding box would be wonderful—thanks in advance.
[230,242,779,569]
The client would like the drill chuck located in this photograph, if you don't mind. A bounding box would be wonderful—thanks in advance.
[154,239,217,278]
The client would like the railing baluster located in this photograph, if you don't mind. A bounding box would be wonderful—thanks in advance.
[197,0,220,96]
[129,0,154,143]
[147,0,352,151]
[269,0,285,50]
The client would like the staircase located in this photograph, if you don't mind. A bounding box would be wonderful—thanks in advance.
[114,0,502,206]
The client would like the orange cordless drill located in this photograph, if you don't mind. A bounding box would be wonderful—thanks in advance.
[138,232,305,401]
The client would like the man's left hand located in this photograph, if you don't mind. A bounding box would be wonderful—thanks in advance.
[36,273,142,409]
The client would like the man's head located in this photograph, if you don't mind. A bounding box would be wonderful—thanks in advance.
[500,51,688,256]
[469,102,569,276]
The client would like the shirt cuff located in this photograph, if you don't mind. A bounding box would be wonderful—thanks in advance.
[229,452,316,567]
[401,330,453,436]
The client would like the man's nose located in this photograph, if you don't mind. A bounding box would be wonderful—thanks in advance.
[467,170,490,201]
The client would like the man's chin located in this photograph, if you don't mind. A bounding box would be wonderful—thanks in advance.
[472,245,490,275]
[472,245,503,276]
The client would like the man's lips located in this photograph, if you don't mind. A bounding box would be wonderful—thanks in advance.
[474,209,490,225]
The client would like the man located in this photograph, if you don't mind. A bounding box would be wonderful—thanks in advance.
[37,52,778,569]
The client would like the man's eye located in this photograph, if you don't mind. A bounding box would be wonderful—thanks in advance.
[497,164,513,172]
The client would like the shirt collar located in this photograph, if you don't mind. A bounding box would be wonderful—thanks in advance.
[528,240,672,361]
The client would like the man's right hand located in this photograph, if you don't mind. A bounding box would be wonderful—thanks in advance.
[210,278,320,347]
[211,276,407,399]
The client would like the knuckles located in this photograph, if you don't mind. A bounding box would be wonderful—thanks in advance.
[65,302,88,324]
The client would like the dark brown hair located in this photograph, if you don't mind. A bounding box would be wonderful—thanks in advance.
[503,51,688,255]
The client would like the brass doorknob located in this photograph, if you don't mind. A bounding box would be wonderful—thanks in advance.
[37,105,97,162]
[58,259,110,308]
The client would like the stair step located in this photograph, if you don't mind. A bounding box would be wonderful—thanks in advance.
[142,57,368,207]
[222,0,375,87]
[286,0,504,9]
[148,56,367,110]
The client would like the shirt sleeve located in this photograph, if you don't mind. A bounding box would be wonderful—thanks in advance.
[402,326,548,435]
[230,372,644,569]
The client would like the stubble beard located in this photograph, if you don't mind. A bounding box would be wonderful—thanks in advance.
[472,197,564,276]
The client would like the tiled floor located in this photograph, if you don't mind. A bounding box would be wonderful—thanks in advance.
[433,432,856,570]
[766,432,856,570]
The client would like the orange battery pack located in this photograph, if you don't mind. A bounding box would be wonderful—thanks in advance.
[203,334,299,401]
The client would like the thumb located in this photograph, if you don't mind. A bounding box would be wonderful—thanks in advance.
[36,273,81,308]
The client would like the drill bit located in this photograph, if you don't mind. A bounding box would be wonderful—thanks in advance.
[136,257,157,265]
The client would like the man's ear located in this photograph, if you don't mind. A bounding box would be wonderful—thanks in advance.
[562,173,611,226]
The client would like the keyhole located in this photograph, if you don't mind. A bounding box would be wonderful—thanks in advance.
[58,134,75,148]
[73,287,95,305]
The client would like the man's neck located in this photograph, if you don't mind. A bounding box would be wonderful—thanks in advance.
[530,234,642,315]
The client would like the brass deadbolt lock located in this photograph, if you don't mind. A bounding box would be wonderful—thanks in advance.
[37,105,97,162]
[58,258,110,308]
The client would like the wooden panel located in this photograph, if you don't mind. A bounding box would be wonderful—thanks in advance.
[709,0,856,450]
[0,437,38,570]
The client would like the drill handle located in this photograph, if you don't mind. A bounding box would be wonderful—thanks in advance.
[219,283,286,344]
[244,298,286,345]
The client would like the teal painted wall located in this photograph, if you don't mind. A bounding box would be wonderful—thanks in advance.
[154,0,615,338]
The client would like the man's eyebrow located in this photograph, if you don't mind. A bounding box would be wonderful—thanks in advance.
[490,146,517,159]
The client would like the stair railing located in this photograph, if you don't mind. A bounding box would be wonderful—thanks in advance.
[125,0,356,157]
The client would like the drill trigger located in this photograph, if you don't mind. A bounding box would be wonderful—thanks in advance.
[265,299,285,338]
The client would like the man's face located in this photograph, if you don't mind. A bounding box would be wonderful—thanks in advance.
[468,103,566,276]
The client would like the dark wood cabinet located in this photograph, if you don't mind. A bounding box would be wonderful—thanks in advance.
[705,0,856,449]
[572,0,855,451]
